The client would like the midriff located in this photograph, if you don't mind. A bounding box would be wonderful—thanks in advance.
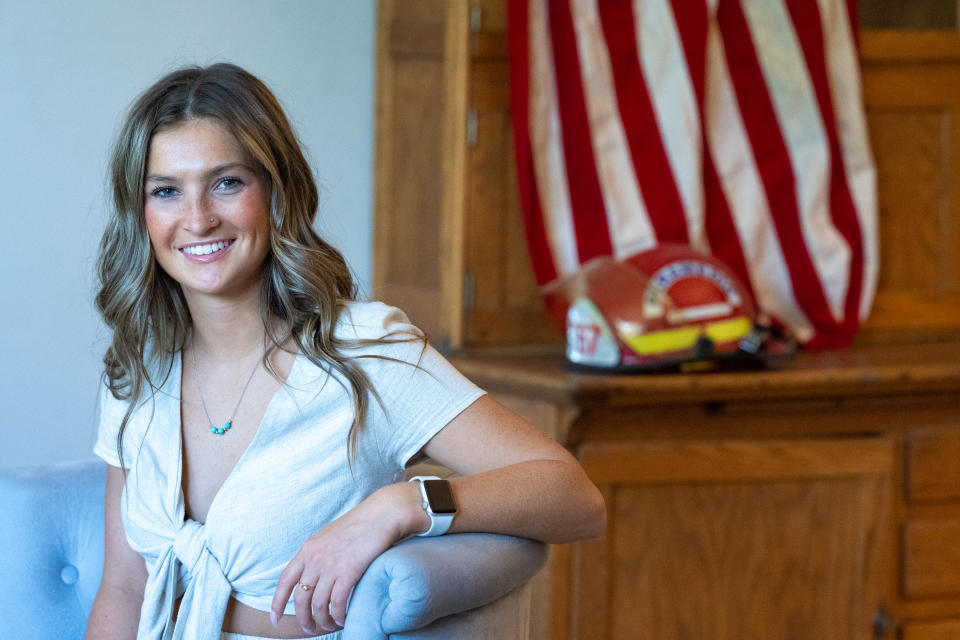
[173,595,340,638]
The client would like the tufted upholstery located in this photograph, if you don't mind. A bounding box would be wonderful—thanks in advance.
[0,461,547,639]
[0,461,105,639]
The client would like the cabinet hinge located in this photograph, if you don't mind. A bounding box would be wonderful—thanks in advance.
[469,6,483,33]
[463,272,476,310]
[466,107,478,148]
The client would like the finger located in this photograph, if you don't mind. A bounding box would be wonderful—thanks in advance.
[271,559,304,626]
[310,577,337,632]
[328,578,354,628]
[294,573,321,634]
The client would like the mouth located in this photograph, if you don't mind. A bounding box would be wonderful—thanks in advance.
[179,239,235,257]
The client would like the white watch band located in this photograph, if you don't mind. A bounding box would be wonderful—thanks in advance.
[409,475,455,537]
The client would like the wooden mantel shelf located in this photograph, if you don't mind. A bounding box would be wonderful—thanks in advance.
[450,341,960,408]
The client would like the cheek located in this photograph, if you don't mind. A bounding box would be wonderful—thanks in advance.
[143,205,177,258]
[143,206,164,247]
[238,189,272,236]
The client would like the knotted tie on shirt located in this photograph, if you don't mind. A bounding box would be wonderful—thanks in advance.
[137,518,233,640]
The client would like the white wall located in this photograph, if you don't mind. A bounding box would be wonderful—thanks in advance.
[0,1,377,468]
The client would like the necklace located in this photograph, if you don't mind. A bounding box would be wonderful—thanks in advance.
[191,345,263,436]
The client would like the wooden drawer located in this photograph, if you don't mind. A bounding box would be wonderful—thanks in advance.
[902,619,960,640]
[903,519,960,598]
[907,429,960,502]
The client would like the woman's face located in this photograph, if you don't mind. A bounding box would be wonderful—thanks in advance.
[143,118,272,305]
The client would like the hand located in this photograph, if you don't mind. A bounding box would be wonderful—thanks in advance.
[270,483,424,634]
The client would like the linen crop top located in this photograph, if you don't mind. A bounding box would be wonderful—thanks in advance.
[92,302,485,640]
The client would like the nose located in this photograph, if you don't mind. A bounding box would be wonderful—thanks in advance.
[183,192,218,233]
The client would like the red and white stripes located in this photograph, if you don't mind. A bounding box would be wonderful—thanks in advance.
[508,0,877,347]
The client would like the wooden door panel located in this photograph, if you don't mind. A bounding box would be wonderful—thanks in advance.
[385,61,445,294]
[609,479,886,640]
[464,43,559,346]
[375,0,449,337]
[374,0,470,347]
[868,110,946,292]
[859,33,960,341]
[573,437,893,640]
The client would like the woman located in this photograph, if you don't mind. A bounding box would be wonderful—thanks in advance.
[85,63,605,640]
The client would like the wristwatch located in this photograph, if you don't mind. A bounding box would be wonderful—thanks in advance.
[408,475,457,536]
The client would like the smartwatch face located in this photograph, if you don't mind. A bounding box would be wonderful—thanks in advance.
[422,479,457,514]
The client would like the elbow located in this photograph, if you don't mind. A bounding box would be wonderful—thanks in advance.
[561,463,606,541]
[556,479,606,543]
[582,483,607,539]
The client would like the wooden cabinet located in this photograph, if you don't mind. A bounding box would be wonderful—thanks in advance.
[374,0,557,349]
[451,343,960,640]
[374,2,960,638]
[375,2,960,348]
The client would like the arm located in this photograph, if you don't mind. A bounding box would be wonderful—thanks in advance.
[84,465,147,640]
[415,394,606,542]
[273,395,605,634]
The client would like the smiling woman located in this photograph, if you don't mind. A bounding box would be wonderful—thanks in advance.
[85,63,605,640]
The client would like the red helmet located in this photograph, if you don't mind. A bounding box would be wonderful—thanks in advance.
[564,245,790,372]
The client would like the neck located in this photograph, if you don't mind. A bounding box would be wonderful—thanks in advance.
[184,286,269,362]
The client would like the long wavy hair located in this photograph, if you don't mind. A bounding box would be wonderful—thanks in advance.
[96,63,412,465]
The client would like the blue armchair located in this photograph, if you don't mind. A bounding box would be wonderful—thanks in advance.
[0,461,547,639]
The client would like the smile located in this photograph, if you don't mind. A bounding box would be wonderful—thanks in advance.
[181,240,235,256]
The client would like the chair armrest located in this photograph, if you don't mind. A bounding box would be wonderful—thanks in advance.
[343,533,547,639]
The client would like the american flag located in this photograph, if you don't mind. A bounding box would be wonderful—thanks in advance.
[508,0,877,348]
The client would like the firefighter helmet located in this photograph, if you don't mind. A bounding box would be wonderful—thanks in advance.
[565,245,790,372]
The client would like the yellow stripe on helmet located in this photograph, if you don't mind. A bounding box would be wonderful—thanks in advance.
[705,316,753,344]
[620,316,752,356]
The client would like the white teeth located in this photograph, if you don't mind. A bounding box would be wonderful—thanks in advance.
[182,241,230,256]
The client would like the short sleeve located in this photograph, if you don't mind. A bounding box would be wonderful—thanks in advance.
[340,302,486,469]
[92,382,127,468]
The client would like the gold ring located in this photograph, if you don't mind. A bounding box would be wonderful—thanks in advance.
[297,581,313,591]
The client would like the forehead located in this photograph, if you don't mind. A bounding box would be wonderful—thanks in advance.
[146,119,248,174]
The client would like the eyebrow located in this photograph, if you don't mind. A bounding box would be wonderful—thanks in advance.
[144,162,251,183]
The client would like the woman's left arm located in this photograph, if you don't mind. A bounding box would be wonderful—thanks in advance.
[272,395,605,634]
[412,394,606,542]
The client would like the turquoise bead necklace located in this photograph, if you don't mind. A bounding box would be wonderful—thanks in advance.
[191,344,263,436]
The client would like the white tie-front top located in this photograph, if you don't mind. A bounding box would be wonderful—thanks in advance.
[92,302,485,640]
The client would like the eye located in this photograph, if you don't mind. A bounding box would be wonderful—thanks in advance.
[149,186,178,199]
[216,177,244,192]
